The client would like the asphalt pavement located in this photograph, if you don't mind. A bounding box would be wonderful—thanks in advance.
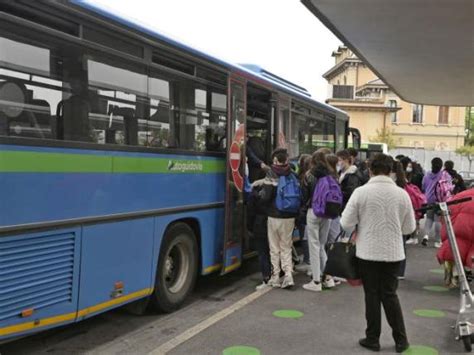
[0,242,466,355]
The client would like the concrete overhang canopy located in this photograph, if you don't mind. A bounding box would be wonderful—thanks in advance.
[302,0,474,106]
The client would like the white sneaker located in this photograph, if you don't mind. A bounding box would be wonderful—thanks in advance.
[406,238,418,245]
[281,275,295,289]
[421,235,429,246]
[302,281,322,292]
[333,276,347,283]
[323,277,336,288]
[255,281,271,291]
[434,242,442,248]
[295,263,311,273]
[268,275,281,288]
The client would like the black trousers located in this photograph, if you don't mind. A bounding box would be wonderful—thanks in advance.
[358,258,408,345]
[255,237,272,281]
[398,235,408,277]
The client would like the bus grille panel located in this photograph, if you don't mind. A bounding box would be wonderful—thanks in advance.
[0,233,76,321]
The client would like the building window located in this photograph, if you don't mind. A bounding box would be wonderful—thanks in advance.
[332,85,354,99]
[412,104,423,124]
[389,100,397,123]
[438,106,449,125]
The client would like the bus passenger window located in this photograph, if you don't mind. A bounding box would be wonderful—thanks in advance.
[0,36,61,140]
[147,75,171,148]
[87,59,147,145]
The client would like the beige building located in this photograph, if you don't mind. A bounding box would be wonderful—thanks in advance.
[324,46,466,150]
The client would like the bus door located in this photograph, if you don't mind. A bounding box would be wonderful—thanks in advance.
[221,77,246,274]
[348,127,362,150]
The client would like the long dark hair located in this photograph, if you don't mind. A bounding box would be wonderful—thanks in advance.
[298,154,311,182]
[311,151,336,177]
[393,160,407,188]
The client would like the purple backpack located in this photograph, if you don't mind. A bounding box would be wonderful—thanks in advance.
[312,175,343,219]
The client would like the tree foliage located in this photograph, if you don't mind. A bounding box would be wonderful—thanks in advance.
[370,128,399,150]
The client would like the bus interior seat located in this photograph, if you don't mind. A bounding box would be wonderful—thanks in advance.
[56,94,91,142]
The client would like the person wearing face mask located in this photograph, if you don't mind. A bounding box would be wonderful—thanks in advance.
[336,149,363,211]
[401,156,424,190]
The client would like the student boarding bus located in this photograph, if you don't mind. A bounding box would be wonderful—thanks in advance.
[0,0,360,340]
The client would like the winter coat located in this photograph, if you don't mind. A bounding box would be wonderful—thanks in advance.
[422,170,452,204]
[254,164,297,219]
[247,185,268,238]
[339,165,362,209]
[437,189,474,268]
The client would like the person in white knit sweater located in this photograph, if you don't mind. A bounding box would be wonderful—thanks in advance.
[341,153,416,353]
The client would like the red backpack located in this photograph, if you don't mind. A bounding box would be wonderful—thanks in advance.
[405,183,427,220]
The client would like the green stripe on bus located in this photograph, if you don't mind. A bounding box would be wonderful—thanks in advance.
[0,151,225,173]
[0,151,112,172]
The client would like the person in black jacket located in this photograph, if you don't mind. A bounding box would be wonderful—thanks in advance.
[444,160,466,195]
[295,154,312,273]
[247,184,272,290]
[337,149,362,210]
[348,147,369,185]
[253,148,297,289]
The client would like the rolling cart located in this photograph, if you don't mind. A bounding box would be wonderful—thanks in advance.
[419,197,473,352]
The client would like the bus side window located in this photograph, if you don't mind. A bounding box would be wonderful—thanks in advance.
[87,58,146,145]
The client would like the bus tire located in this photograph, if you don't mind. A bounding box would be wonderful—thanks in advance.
[150,222,198,313]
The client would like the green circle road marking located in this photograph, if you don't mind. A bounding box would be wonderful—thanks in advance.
[222,346,261,355]
[423,285,449,292]
[272,309,304,319]
[429,269,444,274]
[402,345,439,355]
[413,309,445,318]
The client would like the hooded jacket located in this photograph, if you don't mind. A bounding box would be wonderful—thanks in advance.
[422,170,452,203]
[339,165,362,209]
[437,189,474,268]
[253,163,297,219]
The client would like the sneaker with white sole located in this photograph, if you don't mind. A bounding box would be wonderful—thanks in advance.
[303,281,322,292]
[406,238,418,245]
[434,242,442,248]
[421,235,429,246]
[323,277,336,288]
[281,275,295,289]
[255,281,271,291]
[295,263,311,273]
[268,275,281,288]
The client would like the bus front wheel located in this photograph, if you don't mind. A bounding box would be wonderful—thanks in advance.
[150,222,198,312]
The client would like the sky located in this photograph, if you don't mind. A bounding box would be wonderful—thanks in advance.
[89,0,342,102]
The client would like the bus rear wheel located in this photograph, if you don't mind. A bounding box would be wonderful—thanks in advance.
[150,222,198,313]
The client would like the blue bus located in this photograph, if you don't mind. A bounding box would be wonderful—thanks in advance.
[0,0,358,341]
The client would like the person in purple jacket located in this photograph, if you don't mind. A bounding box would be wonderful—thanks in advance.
[421,157,452,247]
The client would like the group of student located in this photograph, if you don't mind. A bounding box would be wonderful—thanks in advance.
[247,146,369,291]
[246,145,467,352]
[247,146,466,291]
[393,154,466,248]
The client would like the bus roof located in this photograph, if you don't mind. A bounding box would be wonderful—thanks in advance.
[72,0,348,118]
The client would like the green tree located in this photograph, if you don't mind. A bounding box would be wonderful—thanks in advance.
[370,127,398,150]
[465,107,474,145]
[456,145,474,173]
